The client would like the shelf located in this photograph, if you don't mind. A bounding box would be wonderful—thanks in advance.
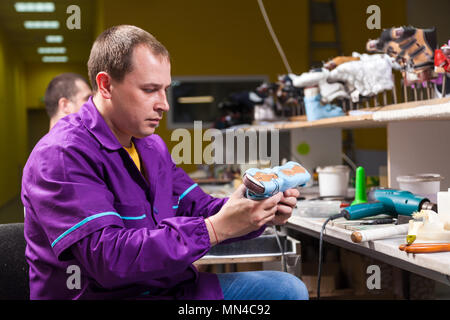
[246,97,450,131]
[284,112,377,129]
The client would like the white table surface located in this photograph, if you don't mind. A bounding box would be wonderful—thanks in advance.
[287,215,450,285]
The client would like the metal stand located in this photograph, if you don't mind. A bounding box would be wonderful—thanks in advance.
[442,74,447,98]
[392,74,398,104]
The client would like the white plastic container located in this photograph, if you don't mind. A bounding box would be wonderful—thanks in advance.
[294,200,342,218]
[396,174,443,203]
[316,165,350,197]
[437,188,450,223]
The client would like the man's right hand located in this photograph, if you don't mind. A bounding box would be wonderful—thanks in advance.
[205,184,282,245]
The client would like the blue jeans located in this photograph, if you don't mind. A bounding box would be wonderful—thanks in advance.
[217,271,309,300]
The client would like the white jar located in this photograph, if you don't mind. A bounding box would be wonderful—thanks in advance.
[316,165,350,197]
[396,174,443,203]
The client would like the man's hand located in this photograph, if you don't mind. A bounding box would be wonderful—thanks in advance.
[268,188,299,226]
[206,184,283,245]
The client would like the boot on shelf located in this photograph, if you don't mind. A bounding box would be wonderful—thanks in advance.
[367,26,437,84]
[303,87,345,121]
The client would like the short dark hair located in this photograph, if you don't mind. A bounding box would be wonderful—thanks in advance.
[87,25,170,92]
[44,73,90,117]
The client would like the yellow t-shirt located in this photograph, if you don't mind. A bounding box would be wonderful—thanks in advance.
[124,141,141,172]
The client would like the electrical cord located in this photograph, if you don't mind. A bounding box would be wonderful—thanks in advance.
[257,0,293,74]
[317,212,346,300]
[341,152,357,172]
[273,225,287,272]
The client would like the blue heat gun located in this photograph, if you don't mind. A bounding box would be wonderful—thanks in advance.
[341,188,437,220]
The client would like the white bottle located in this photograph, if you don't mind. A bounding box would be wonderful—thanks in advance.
[437,188,450,229]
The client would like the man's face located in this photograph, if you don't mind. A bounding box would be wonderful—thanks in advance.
[109,44,171,138]
[68,79,92,113]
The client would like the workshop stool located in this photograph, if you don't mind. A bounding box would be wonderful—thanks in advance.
[0,223,29,300]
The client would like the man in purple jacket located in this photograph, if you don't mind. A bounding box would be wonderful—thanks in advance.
[21,25,308,300]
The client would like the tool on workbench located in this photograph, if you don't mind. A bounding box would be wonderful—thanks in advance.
[317,189,437,298]
[399,243,450,253]
[318,189,438,298]
[341,188,437,221]
[351,166,368,206]
[360,217,396,225]
[351,223,409,243]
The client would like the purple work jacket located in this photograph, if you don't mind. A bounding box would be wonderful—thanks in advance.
[21,97,265,300]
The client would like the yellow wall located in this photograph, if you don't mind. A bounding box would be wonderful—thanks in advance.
[98,0,310,173]
[337,0,407,56]
[0,29,27,207]
[101,0,309,78]
[353,128,387,151]
[0,43,88,209]
[25,63,89,109]
[95,0,406,172]
[0,0,407,209]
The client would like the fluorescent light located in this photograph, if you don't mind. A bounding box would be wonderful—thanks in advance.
[178,96,215,104]
[15,2,55,12]
[42,56,68,63]
[45,35,63,43]
[24,20,59,29]
[37,47,66,54]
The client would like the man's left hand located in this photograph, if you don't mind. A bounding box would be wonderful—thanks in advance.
[268,188,299,225]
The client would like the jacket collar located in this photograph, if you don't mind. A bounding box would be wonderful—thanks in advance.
[80,96,123,151]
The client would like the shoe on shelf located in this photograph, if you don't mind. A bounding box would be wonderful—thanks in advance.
[243,161,311,200]
[303,87,345,121]
[367,26,437,82]
[319,80,350,103]
[290,70,349,104]
[324,56,360,71]
[327,53,395,102]
[290,69,328,88]
[435,41,450,73]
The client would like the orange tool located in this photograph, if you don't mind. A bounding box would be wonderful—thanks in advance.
[399,243,450,253]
